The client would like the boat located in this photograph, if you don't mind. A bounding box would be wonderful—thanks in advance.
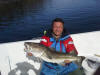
[0,31,100,75]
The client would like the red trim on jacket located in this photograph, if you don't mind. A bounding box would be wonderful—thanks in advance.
[63,37,78,54]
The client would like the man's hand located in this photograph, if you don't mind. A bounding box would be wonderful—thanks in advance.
[63,50,77,64]
[27,52,33,56]
[60,60,71,66]
[64,60,71,63]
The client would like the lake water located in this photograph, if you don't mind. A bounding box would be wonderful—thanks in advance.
[0,0,100,43]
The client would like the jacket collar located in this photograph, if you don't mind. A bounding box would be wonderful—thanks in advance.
[50,35,70,42]
[46,29,70,41]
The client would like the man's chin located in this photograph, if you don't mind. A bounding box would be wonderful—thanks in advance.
[53,32,62,37]
[56,33,62,36]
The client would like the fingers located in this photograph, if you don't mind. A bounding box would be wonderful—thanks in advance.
[64,60,71,63]
[27,53,33,56]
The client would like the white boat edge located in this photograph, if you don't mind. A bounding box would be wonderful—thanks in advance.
[0,31,100,75]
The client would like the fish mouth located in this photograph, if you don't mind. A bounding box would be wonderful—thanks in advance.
[24,43,29,52]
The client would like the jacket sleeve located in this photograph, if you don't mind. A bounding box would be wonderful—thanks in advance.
[63,37,78,54]
[40,35,49,47]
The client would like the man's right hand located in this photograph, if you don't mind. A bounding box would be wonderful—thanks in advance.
[27,53,33,56]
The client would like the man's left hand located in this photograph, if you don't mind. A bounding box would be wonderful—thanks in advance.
[64,60,71,63]
[27,52,33,56]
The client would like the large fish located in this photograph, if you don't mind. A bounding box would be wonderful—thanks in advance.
[24,42,85,64]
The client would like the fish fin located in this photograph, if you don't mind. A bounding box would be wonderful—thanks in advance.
[49,47,56,51]
[59,62,66,66]
[45,50,53,59]
[68,50,77,56]
[74,56,85,68]
[47,54,52,59]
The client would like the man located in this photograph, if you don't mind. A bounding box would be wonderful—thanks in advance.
[40,18,84,75]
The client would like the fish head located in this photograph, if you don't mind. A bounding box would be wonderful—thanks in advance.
[24,42,45,57]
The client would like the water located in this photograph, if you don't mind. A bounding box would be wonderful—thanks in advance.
[0,0,100,43]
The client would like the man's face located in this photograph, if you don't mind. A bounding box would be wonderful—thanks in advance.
[52,22,63,36]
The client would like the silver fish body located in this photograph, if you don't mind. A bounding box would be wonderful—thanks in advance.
[24,42,85,64]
